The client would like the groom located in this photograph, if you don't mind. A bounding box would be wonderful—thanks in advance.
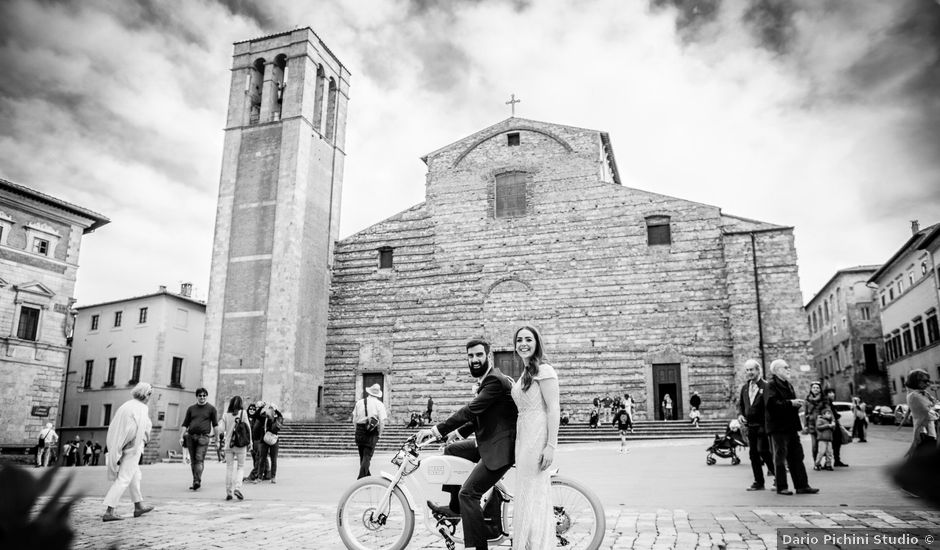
[417,338,518,550]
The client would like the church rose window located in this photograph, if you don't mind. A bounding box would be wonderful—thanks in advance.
[495,172,526,218]
[645,215,671,246]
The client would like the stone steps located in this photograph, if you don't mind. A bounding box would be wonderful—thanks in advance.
[276,420,726,457]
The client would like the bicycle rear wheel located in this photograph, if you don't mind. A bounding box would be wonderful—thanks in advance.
[551,475,606,549]
[336,476,415,550]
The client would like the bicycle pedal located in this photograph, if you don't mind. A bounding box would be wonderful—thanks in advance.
[438,527,456,550]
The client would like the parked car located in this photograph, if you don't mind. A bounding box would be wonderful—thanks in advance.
[894,404,913,426]
[870,405,895,424]
[831,401,855,429]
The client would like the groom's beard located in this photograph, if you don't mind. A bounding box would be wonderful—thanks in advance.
[468,357,489,378]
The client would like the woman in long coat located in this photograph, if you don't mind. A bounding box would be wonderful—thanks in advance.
[102,383,155,521]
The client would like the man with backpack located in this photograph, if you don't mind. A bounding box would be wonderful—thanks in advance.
[351,384,387,478]
[36,423,58,467]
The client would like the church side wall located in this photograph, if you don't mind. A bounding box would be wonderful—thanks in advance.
[723,230,813,400]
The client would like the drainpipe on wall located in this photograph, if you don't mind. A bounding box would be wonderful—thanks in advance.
[750,233,766,377]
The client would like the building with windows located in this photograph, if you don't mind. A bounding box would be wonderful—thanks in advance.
[0,178,108,449]
[869,222,940,405]
[805,266,887,404]
[320,116,814,422]
[61,284,205,461]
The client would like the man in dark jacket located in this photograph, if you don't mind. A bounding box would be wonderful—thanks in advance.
[417,338,518,550]
[764,359,819,495]
[737,359,774,490]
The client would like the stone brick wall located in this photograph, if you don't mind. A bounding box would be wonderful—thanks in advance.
[0,192,93,445]
[324,118,812,423]
[204,29,349,420]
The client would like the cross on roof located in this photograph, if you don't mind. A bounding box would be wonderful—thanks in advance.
[505,94,521,117]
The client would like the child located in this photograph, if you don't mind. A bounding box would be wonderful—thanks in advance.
[815,408,835,471]
[689,407,701,427]
[614,406,631,454]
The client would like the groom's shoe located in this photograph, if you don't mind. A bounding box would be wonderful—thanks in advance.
[427,500,459,518]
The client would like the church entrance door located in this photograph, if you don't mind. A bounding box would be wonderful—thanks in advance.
[362,372,385,400]
[493,351,523,381]
[652,363,682,420]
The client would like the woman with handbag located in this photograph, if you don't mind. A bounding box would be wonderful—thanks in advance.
[258,404,283,483]
[221,396,252,500]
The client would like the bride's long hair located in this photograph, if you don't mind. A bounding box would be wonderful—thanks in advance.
[515,325,546,391]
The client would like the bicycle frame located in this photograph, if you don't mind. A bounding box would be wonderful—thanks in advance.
[374,439,512,547]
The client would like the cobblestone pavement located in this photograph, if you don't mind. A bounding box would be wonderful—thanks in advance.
[65,499,940,549]
[33,426,940,549]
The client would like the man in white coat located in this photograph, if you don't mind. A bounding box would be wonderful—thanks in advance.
[102,382,155,521]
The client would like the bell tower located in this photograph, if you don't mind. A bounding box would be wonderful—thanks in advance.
[202,28,350,419]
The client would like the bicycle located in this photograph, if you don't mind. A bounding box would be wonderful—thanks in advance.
[336,435,605,549]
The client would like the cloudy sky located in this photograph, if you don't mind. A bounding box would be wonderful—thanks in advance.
[0,0,937,306]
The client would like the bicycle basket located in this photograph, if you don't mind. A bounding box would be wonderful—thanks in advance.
[391,450,419,476]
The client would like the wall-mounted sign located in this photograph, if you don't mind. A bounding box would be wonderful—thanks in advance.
[31,406,50,417]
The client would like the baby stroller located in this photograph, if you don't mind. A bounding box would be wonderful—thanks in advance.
[705,419,747,465]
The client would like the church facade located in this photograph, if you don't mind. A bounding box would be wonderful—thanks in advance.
[321,117,813,422]
[203,28,812,423]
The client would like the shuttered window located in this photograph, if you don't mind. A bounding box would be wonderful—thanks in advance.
[495,172,526,218]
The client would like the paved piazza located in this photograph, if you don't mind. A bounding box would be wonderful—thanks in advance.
[35,426,940,549]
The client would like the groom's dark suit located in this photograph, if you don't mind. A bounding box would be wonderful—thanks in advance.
[434,368,518,550]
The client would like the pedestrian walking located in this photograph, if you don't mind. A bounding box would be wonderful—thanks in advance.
[92,441,103,466]
[66,436,82,467]
[220,395,252,501]
[36,423,58,467]
[102,382,155,522]
[426,395,434,423]
[84,440,94,465]
[179,387,219,491]
[662,394,673,420]
[352,384,387,478]
[852,396,868,442]
[614,406,631,454]
[623,394,635,432]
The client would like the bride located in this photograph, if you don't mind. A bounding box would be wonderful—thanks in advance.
[510,325,560,549]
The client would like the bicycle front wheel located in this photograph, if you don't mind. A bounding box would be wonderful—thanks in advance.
[551,475,606,549]
[336,476,415,550]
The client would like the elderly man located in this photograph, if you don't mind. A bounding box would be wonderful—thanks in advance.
[737,359,774,491]
[764,359,819,495]
[102,382,155,521]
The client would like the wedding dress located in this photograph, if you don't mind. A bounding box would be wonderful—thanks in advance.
[510,363,557,549]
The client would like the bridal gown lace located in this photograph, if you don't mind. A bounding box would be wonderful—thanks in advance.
[510,363,557,549]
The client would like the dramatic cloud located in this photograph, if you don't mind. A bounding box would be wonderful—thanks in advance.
[0,0,936,306]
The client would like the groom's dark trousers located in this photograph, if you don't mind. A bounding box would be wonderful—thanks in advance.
[441,440,512,548]
[434,368,517,550]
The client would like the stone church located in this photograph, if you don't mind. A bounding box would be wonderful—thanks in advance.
[203,28,812,424]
